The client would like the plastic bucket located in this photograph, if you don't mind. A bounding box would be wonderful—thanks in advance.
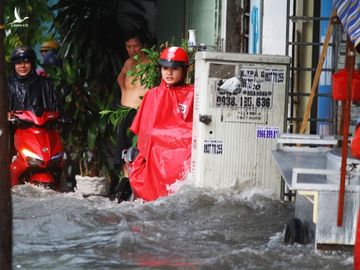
[332,69,360,101]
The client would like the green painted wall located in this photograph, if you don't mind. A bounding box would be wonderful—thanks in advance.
[186,0,219,47]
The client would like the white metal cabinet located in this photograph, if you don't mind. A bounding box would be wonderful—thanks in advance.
[191,52,290,197]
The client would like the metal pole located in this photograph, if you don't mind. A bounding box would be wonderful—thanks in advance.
[337,37,355,227]
[0,0,13,267]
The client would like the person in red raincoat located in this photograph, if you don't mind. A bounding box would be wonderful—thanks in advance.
[129,47,194,201]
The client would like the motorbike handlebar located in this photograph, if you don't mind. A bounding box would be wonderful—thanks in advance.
[8,111,65,129]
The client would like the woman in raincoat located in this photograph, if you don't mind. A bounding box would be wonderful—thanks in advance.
[129,47,194,201]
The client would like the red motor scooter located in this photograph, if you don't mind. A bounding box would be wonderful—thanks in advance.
[9,110,64,189]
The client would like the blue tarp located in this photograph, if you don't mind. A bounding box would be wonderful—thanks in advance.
[334,0,360,51]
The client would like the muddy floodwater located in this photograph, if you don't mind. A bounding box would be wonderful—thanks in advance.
[12,181,353,270]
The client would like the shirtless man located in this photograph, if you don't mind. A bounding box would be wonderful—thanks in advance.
[117,32,149,108]
[110,30,149,201]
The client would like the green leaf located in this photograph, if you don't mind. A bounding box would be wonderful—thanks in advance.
[87,121,99,150]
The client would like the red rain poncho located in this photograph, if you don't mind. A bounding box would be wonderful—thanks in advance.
[129,80,194,201]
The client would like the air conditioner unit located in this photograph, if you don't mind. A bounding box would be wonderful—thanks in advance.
[191,52,290,197]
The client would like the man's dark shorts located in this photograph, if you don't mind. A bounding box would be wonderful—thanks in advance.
[114,107,137,166]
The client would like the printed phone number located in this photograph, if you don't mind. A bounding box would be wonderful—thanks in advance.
[216,96,272,108]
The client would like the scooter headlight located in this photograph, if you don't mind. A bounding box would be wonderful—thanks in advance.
[49,151,64,167]
[21,149,44,167]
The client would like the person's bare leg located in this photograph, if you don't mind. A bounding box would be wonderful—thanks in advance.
[122,164,128,177]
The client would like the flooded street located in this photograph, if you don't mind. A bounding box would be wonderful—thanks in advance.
[12,182,353,270]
